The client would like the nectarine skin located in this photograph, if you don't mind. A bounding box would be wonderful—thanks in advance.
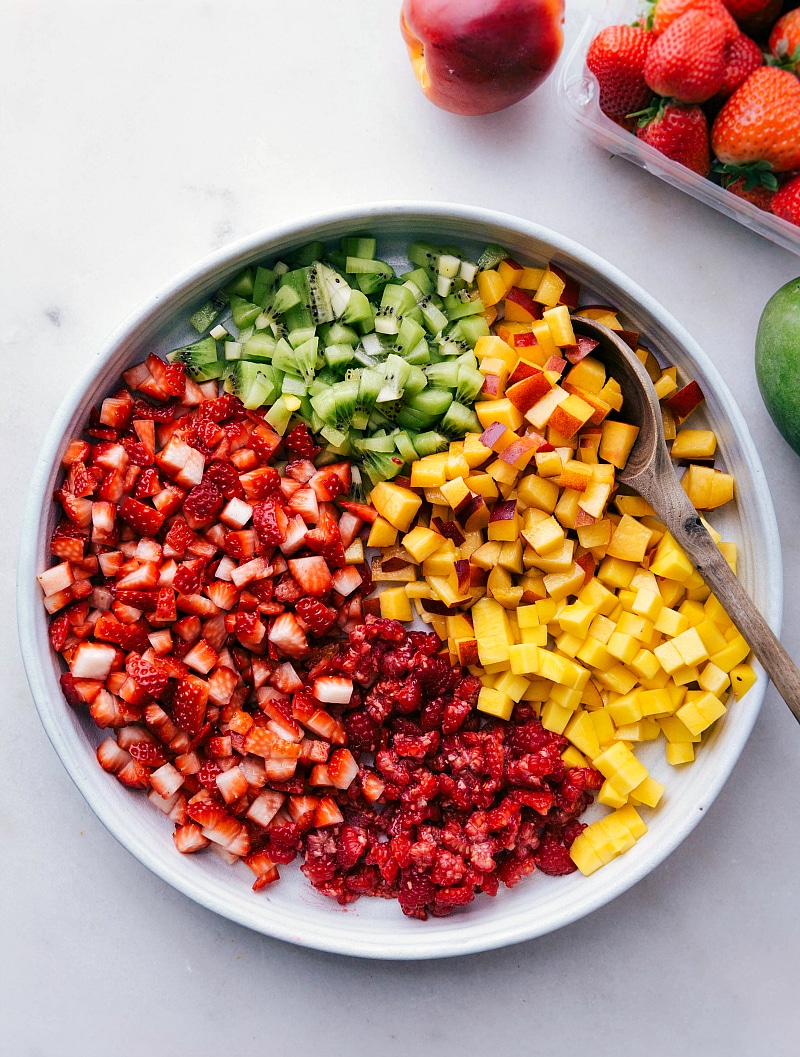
[400,0,565,116]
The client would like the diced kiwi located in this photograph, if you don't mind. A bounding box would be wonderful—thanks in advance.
[167,335,223,381]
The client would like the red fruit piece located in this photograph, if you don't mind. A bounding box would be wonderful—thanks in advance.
[252,495,287,545]
[295,597,338,635]
[118,496,166,537]
[644,11,727,104]
[182,479,224,523]
[715,32,763,102]
[772,175,800,228]
[712,67,800,174]
[636,100,711,176]
[203,459,245,500]
[126,653,170,699]
[268,612,309,659]
[284,423,321,459]
[172,675,208,735]
[304,511,346,568]
[721,0,776,23]
[586,24,654,119]
[651,0,738,41]
[769,9,800,69]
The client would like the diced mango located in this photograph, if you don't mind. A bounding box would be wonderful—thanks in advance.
[367,517,399,549]
[370,481,422,532]
[378,586,413,623]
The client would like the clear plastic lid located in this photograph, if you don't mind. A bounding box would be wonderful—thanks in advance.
[557,0,800,257]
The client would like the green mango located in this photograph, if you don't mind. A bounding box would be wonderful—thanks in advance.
[755,277,800,456]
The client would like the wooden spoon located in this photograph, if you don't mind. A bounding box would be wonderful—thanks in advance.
[571,315,800,722]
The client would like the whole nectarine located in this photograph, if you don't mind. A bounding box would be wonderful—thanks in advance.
[400,0,565,116]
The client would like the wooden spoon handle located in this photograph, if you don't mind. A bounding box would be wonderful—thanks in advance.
[641,472,800,722]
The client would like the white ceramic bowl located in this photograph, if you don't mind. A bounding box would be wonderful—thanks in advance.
[18,202,782,959]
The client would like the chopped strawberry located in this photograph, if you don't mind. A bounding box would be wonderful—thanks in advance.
[119,496,166,537]
[268,612,309,659]
[287,555,333,597]
[303,511,346,568]
[172,675,208,735]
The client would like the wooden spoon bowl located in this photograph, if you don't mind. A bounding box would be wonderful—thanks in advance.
[571,315,800,722]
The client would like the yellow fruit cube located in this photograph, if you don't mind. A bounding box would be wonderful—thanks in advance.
[730,662,757,697]
[629,775,665,808]
[605,514,653,564]
[593,742,649,795]
[562,746,589,769]
[378,586,413,623]
[471,596,513,667]
[630,588,663,623]
[576,636,615,671]
[370,481,422,532]
[649,533,694,582]
[477,685,515,720]
[670,429,717,461]
[597,555,638,590]
[589,708,616,745]
[606,691,643,727]
[410,452,449,489]
[676,690,727,735]
[494,670,531,702]
[402,525,445,563]
[598,777,629,809]
[709,633,751,672]
[367,517,399,549]
[475,398,524,432]
[543,563,586,602]
[665,742,695,765]
[599,420,640,469]
[540,698,574,734]
[524,515,565,555]
[508,642,541,676]
[671,626,710,667]
[569,833,606,876]
[533,264,566,308]
[565,710,601,758]
[637,687,674,716]
[607,631,640,665]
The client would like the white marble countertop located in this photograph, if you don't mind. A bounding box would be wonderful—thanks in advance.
[2,2,799,1054]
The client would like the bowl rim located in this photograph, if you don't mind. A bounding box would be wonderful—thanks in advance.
[17,200,783,959]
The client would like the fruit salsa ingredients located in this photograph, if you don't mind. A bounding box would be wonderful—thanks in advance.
[357,241,756,874]
[38,231,757,908]
[399,0,565,116]
[755,275,800,455]
[584,0,800,229]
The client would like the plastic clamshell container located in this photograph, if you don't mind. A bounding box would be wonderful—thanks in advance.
[18,202,781,960]
[558,0,800,257]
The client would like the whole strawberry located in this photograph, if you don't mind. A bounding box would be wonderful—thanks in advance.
[645,10,728,103]
[769,9,800,68]
[712,66,800,172]
[725,0,784,39]
[715,31,764,101]
[725,173,777,211]
[586,24,654,119]
[771,173,800,227]
[636,99,712,175]
[720,0,776,21]
[651,0,739,41]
